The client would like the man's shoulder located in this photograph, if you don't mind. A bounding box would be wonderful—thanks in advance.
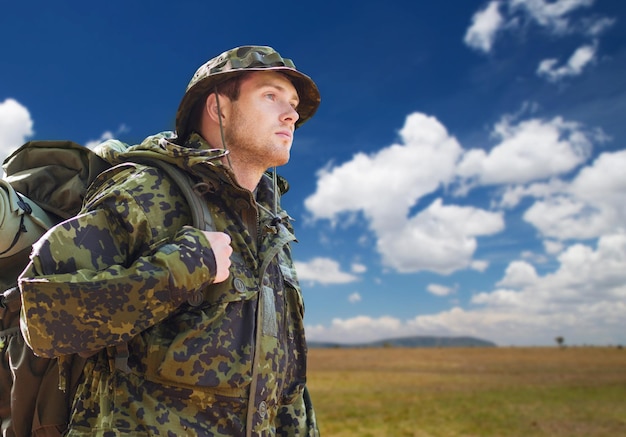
[85,162,188,211]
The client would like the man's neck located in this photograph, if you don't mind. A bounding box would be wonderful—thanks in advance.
[220,155,263,192]
[195,129,264,192]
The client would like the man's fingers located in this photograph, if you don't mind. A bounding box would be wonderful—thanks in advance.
[201,231,233,283]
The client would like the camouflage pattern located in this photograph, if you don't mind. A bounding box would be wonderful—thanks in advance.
[176,46,321,141]
[19,132,319,436]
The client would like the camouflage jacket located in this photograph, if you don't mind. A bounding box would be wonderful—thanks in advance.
[19,132,318,436]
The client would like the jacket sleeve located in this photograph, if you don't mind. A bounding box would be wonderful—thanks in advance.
[18,165,217,358]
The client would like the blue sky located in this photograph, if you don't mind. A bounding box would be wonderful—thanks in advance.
[2,0,625,346]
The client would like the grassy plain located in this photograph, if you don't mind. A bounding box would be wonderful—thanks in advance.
[306,347,626,437]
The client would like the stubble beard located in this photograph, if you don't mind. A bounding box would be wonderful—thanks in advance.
[224,106,291,171]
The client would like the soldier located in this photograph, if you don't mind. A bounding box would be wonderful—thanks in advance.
[19,45,321,436]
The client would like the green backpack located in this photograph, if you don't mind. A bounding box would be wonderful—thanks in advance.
[0,140,211,437]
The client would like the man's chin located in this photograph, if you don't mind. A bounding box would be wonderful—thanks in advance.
[275,156,290,167]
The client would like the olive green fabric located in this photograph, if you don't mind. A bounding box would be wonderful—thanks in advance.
[1,138,224,436]
[1,285,86,437]
[1,141,110,437]
[3,140,112,220]
[19,132,319,436]
[0,180,56,259]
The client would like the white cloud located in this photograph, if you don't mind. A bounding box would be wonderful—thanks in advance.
[544,239,564,254]
[457,115,594,186]
[464,1,505,53]
[523,150,626,240]
[351,263,367,274]
[427,283,455,297]
[307,109,605,274]
[521,250,549,264]
[85,131,115,150]
[306,113,462,228]
[509,0,595,34]
[306,315,403,344]
[496,260,539,287]
[306,113,506,275]
[409,301,625,346]
[85,124,130,150]
[465,0,614,82]
[464,0,600,51]
[469,231,626,343]
[0,98,34,166]
[583,16,616,37]
[294,257,359,285]
[470,260,490,272]
[348,292,362,303]
[569,149,626,204]
[524,196,603,240]
[377,198,504,274]
[497,179,568,209]
[304,104,624,346]
[537,42,597,82]
[308,232,626,346]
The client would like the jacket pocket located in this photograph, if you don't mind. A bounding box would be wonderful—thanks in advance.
[279,260,307,405]
[143,255,257,397]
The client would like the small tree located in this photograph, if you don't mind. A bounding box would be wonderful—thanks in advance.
[555,336,565,348]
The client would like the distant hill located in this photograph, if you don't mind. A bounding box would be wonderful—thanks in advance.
[308,335,497,349]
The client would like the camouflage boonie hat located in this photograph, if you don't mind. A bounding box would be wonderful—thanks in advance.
[175,45,321,142]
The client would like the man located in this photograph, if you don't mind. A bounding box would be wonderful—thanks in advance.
[19,45,321,436]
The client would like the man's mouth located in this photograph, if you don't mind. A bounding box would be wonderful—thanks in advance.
[276,130,292,140]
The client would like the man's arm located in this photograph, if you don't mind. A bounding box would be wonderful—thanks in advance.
[18,166,223,358]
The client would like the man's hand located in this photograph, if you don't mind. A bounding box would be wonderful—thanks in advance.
[201,231,233,283]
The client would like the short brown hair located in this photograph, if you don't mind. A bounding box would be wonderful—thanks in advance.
[186,72,251,138]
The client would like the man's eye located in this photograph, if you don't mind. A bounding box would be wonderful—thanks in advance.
[265,93,276,100]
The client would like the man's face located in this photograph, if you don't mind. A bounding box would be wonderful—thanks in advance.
[224,71,300,170]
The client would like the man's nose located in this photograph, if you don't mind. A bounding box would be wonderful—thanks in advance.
[281,104,300,125]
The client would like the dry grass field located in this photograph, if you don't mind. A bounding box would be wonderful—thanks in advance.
[306,347,626,437]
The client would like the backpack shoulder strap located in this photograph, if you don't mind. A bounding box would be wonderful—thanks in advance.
[142,160,215,232]
[109,160,215,374]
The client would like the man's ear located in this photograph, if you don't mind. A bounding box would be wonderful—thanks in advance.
[205,92,230,125]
